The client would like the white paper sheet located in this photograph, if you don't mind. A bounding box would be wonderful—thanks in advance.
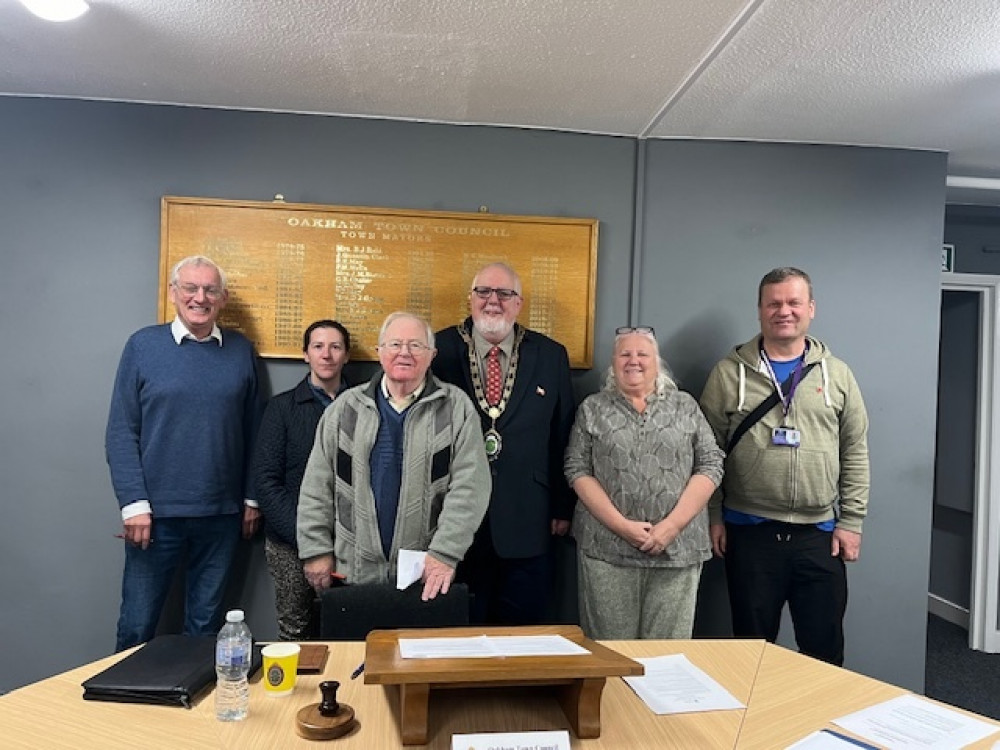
[832,694,1000,749]
[622,654,744,715]
[398,634,591,659]
[396,549,426,589]
[400,635,493,658]
[786,729,880,749]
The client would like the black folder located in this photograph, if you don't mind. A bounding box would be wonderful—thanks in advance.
[82,634,261,708]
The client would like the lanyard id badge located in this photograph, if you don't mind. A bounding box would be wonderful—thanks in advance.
[761,346,807,447]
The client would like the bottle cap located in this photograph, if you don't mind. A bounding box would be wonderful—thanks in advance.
[225,609,245,623]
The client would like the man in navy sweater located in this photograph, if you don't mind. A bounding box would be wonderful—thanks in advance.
[106,256,261,651]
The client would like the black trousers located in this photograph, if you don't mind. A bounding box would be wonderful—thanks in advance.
[458,529,551,626]
[725,521,848,666]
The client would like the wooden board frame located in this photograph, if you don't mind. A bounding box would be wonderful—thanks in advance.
[159,196,599,368]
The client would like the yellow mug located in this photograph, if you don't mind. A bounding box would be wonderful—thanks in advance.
[261,643,300,696]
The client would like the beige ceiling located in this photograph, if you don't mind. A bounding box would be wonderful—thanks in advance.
[3,0,999,202]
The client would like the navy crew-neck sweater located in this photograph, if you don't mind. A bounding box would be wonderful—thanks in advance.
[105,324,259,517]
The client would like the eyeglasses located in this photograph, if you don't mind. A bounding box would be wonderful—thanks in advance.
[615,326,656,336]
[471,286,520,301]
[380,340,431,354]
[174,282,224,300]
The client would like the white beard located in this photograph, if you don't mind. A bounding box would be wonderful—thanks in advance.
[473,315,513,340]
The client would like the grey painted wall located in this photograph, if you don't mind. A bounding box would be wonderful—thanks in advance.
[0,96,946,694]
[946,205,1000,274]
[636,140,947,690]
[0,97,635,693]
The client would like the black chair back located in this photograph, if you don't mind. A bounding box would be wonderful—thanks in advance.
[319,582,470,640]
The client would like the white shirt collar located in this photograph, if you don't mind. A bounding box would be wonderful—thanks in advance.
[171,317,223,346]
[380,375,425,412]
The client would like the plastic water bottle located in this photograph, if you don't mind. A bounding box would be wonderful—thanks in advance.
[215,609,252,721]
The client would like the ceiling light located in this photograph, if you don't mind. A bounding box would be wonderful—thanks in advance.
[947,176,1000,192]
[18,0,89,22]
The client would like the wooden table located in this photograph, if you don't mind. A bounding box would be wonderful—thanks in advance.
[736,643,1000,749]
[3,637,998,749]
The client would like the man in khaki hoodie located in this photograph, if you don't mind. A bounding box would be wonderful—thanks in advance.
[699,267,869,666]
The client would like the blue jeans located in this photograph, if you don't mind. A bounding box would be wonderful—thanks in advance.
[116,515,241,651]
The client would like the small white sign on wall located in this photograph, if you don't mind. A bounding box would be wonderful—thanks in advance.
[942,243,955,272]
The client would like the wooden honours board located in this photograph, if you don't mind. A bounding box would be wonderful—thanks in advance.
[159,197,599,368]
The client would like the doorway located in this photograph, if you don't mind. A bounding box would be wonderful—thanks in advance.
[934,274,1000,652]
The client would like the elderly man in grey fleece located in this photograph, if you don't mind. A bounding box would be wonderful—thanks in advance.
[297,311,491,602]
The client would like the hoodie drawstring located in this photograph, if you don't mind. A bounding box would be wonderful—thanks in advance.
[737,362,746,411]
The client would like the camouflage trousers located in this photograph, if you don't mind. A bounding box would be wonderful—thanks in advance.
[264,537,318,640]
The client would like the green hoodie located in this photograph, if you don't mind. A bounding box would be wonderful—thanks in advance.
[699,335,869,533]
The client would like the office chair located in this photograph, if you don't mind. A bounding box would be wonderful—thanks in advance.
[318,582,470,640]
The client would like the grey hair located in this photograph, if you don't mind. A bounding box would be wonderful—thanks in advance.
[170,255,227,291]
[471,262,522,295]
[605,329,676,394]
[378,311,436,349]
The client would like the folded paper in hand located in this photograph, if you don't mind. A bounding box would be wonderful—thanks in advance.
[396,549,426,589]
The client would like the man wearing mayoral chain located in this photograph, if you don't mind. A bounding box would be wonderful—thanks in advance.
[433,262,576,625]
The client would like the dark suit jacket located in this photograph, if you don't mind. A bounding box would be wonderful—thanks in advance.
[251,377,326,548]
[433,319,577,558]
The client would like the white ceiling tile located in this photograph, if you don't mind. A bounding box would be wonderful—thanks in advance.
[2,0,999,184]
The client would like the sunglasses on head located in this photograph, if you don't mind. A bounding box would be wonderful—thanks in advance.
[615,326,655,336]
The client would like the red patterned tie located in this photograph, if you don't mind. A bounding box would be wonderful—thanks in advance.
[486,346,502,406]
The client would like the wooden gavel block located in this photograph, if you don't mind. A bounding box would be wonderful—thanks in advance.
[296,680,357,741]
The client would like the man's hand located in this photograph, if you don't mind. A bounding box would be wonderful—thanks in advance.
[710,523,726,557]
[640,519,680,556]
[551,518,571,536]
[304,554,335,593]
[421,555,456,601]
[832,528,862,561]
[242,505,261,539]
[122,513,153,550]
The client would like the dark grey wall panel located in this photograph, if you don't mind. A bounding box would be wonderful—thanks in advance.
[930,506,974,609]
[934,291,978,514]
[946,205,1000,274]
[636,140,948,690]
[0,97,635,692]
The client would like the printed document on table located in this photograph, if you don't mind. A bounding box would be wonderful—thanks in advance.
[786,729,880,749]
[398,635,590,659]
[485,635,590,656]
[623,654,744,715]
[396,549,425,589]
[832,694,1000,749]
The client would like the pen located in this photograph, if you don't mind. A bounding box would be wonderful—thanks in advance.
[350,661,365,680]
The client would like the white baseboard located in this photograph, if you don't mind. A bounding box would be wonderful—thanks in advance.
[928,593,970,630]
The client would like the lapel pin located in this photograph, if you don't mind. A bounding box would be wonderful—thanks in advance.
[536,386,546,396]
